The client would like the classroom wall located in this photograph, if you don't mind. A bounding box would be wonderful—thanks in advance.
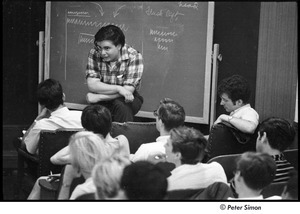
[255,2,298,123]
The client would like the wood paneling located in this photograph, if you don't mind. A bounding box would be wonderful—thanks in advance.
[255,2,298,122]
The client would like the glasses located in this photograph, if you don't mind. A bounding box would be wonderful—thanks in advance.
[153,110,158,117]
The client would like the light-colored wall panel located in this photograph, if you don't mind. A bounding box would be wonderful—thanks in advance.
[255,2,298,122]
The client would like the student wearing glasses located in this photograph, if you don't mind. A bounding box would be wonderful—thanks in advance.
[130,98,185,163]
[85,24,144,122]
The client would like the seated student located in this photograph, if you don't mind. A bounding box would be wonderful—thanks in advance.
[22,78,83,154]
[91,155,130,200]
[119,161,168,200]
[256,117,296,183]
[51,104,130,165]
[281,170,298,200]
[59,131,114,200]
[228,151,277,200]
[130,98,185,163]
[165,126,227,191]
[205,75,259,139]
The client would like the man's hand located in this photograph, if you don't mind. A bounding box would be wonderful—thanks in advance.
[118,87,134,103]
[147,152,167,164]
[214,114,229,125]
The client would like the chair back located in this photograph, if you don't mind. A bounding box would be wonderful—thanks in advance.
[206,122,256,160]
[38,128,83,177]
[207,153,241,182]
[111,122,160,154]
[262,181,286,198]
[283,149,298,170]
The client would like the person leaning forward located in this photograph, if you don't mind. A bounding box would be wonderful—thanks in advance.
[85,24,144,122]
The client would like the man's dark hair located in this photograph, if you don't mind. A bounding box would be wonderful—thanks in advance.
[120,161,168,200]
[37,78,64,111]
[170,126,207,164]
[217,74,251,104]
[81,104,112,137]
[236,152,277,191]
[94,24,125,47]
[156,98,185,132]
[258,117,295,152]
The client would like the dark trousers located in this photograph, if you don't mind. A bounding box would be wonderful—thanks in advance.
[96,91,143,122]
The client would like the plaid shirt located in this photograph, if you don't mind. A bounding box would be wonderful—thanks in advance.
[86,44,143,90]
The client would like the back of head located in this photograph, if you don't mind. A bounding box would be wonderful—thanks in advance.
[81,104,112,137]
[157,98,185,132]
[92,154,130,199]
[217,74,251,104]
[69,131,113,175]
[94,24,125,47]
[120,161,168,200]
[170,126,207,164]
[236,152,276,191]
[37,78,64,111]
[282,170,298,200]
[258,117,295,152]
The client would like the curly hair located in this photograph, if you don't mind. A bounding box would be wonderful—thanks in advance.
[217,75,251,104]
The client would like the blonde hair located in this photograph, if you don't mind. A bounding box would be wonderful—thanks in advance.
[69,131,113,175]
[92,154,130,199]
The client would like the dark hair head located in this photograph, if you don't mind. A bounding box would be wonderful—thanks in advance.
[236,152,277,191]
[258,117,295,152]
[217,75,251,104]
[81,104,112,137]
[170,126,207,164]
[94,25,125,47]
[156,98,185,131]
[37,78,64,111]
[120,161,168,200]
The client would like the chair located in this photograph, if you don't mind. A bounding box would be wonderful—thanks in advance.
[262,181,287,198]
[205,122,256,160]
[283,149,298,170]
[111,121,160,154]
[207,153,241,182]
[16,128,83,199]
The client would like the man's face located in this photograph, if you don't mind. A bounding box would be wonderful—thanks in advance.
[95,40,121,62]
[164,138,178,164]
[220,93,241,113]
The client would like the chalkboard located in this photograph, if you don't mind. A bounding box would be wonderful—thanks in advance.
[45,2,214,123]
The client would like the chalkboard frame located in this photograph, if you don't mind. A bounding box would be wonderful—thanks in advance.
[44,2,215,124]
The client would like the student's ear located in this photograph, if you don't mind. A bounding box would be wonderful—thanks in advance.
[261,132,269,144]
[236,99,244,106]
[175,151,182,161]
[62,93,66,102]
[117,44,122,51]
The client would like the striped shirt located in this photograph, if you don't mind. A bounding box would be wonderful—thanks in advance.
[272,153,295,183]
[86,44,143,90]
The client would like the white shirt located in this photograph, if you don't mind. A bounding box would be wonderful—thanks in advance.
[167,162,227,191]
[228,195,282,200]
[70,177,95,200]
[130,135,170,162]
[24,106,83,154]
[230,104,259,127]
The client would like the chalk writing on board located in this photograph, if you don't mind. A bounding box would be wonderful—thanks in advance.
[67,11,91,18]
[178,2,199,10]
[149,28,178,52]
[145,6,184,23]
[66,18,129,32]
[89,2,104,16]
[78,33,94,44]
[113,5,126,18]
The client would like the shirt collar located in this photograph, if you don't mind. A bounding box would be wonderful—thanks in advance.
[156,135,170,142]
[50,106,69,116]
[230,103,251,116]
